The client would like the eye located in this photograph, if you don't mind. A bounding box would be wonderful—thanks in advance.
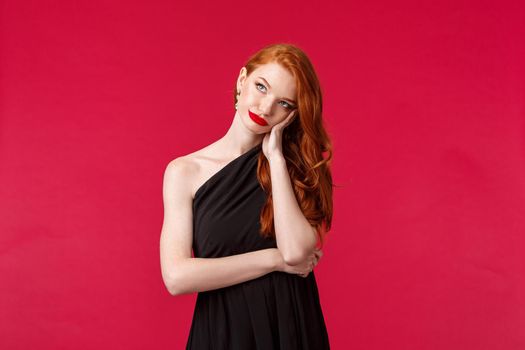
[255,82,266,92]
[280,101,293,109]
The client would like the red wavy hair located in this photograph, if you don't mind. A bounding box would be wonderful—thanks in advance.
[234,43,334,249]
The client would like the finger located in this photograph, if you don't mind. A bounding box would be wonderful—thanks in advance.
[284,110,297,126]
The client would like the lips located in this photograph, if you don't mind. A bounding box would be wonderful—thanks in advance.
[248,110,268,126]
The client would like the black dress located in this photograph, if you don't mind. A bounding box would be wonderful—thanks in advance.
[186,142,330,350]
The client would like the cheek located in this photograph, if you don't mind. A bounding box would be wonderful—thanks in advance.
[241,90,257,105]
[275,115,288,124]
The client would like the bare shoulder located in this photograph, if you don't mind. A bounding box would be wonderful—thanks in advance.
[164,144,219,199]
[164,155,197,200]
[164,156,194,190]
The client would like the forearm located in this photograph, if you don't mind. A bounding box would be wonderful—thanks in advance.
[169,248,280,296]
[269,155,317,265]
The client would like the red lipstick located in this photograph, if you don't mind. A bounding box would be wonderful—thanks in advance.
[249,111,268,126]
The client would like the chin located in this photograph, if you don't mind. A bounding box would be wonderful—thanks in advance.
[242,113,268,133]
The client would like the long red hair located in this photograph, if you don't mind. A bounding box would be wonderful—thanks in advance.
[234,43,334,249]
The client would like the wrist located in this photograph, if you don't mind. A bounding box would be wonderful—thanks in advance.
[268,153,285,165]
[270,248,284,272]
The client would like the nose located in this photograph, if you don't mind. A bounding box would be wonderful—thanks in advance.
[259,97,274,117]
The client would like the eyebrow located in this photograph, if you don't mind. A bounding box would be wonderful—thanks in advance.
[257,76,297,104]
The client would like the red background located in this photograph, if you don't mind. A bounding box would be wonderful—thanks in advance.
[1,1,524,349]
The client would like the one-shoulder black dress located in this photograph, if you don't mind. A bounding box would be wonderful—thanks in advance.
[186,142,330,350]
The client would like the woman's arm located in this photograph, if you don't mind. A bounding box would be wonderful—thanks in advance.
[268,154,318,266]
[262,111,319,266]
[167,248,280,296]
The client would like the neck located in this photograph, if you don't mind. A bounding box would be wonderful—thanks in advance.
[220,111,264,154]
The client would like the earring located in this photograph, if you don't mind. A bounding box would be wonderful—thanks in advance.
[235,90,240,110]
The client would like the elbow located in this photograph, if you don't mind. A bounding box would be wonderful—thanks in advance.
[167,282,180,296]
[282,249,308,266]
[282,238,318,266]
[168,281,185,296]
[164,271,185,296]
[164,276,178,296]
[169,286,183,297]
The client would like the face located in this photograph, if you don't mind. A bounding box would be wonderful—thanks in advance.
[236,62,297,133]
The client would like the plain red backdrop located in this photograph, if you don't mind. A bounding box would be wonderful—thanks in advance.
[1,0,524,349]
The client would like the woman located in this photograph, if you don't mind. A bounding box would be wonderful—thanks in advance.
[160,43,334,349]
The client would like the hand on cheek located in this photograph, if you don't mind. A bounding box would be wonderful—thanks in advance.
[262,110,297,160]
